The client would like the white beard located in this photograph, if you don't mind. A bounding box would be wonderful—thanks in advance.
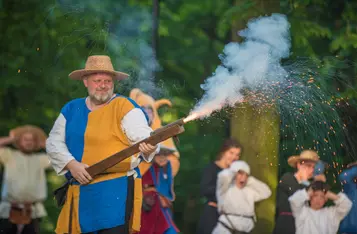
[89,87,114,104]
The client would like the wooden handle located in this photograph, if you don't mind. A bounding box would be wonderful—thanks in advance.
[86,124,185,177]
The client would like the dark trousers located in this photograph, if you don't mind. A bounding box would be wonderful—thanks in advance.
[0,218,40,234]
[85,176,135,234]
[273,215,295,234]
[196,204,219,234]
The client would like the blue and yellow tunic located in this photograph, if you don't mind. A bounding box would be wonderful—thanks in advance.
[55,94,146,233]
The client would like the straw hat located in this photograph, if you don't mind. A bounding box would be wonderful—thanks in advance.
[288,150,320,168]
[11,125,47,151]
[69,55,129,80]
[156,145,176,156]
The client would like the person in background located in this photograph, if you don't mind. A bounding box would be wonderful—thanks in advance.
[139,145,179,234]
[289,180,352,234]
[273,150,325,234]
[339,161,357,234]
[196,138,242,234]
[0,125,50,234]
[213,160,271,234]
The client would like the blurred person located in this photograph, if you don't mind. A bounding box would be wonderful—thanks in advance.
[0,125,50,234]
[129,88,181,178]
[46,55,158,234]
[338,161,357,234]
[273,150,325,234]
[139,145,179,234]
[196,138,242,234]
[212,160,271,234]
[289,180,352,234]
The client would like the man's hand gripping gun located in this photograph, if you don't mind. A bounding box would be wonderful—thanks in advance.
[53,118,186,207]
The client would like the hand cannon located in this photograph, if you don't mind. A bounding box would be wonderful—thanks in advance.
[86,118,185,177]
[54,118,185,207]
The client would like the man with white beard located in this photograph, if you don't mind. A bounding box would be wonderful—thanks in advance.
[46,55,159,234]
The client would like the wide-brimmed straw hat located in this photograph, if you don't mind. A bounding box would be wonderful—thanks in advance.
[156,145,176,156]
[288,150,320,168]
[69,55,129,80]
[11,125,47,151]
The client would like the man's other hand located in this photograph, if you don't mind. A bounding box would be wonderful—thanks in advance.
[66,160,92,185]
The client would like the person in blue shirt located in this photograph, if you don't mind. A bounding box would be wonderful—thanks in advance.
[339,161,357,234]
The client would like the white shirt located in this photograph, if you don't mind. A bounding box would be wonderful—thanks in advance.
[0,147,51,218]
[46,107,159,177]
[289,188,352,234]
[212,169,272,234]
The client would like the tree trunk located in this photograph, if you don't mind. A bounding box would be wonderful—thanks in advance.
[230,1,280,233]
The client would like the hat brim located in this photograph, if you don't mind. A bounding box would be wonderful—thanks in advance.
[11,125,47,151]
[288,155,319,168]
[69,69,129,81]
[156,146,176,156]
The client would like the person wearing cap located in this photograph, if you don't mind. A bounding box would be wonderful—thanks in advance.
[196,138,242,234]
[0,125,51,234]
[46,55,159,234]
[273,150,325,234]
[288,180,352,234]
[139,145,179,234]
[212,160,271,234]
[338,161,357,234]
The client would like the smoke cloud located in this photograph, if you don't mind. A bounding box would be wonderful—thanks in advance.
[189,13,291,119]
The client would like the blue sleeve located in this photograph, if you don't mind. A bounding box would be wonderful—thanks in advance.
[339,166,357,185]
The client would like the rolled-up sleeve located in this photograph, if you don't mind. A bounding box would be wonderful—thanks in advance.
[121,108,159,163]
[46,113,75,175]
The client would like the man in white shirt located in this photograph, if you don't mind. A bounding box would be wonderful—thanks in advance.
[213,160,271,234]
[0,125,50,234]
[46,55,159,234]
[289,180,352,234]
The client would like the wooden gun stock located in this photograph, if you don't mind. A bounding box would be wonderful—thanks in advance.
[86,118,185,177]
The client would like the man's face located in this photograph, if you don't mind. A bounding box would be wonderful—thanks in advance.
[83,73,114,104]
[310,190,327,210]
[297,161,316,180]
[235,170,249,188]
[19,132,36,153]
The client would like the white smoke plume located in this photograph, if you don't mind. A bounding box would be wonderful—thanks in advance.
[186,13,291,121]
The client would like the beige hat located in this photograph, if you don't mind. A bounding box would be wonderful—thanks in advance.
[69,55,129,80]
[288,150,319,168]
[156,145,177,156]
[11,125,47,151]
